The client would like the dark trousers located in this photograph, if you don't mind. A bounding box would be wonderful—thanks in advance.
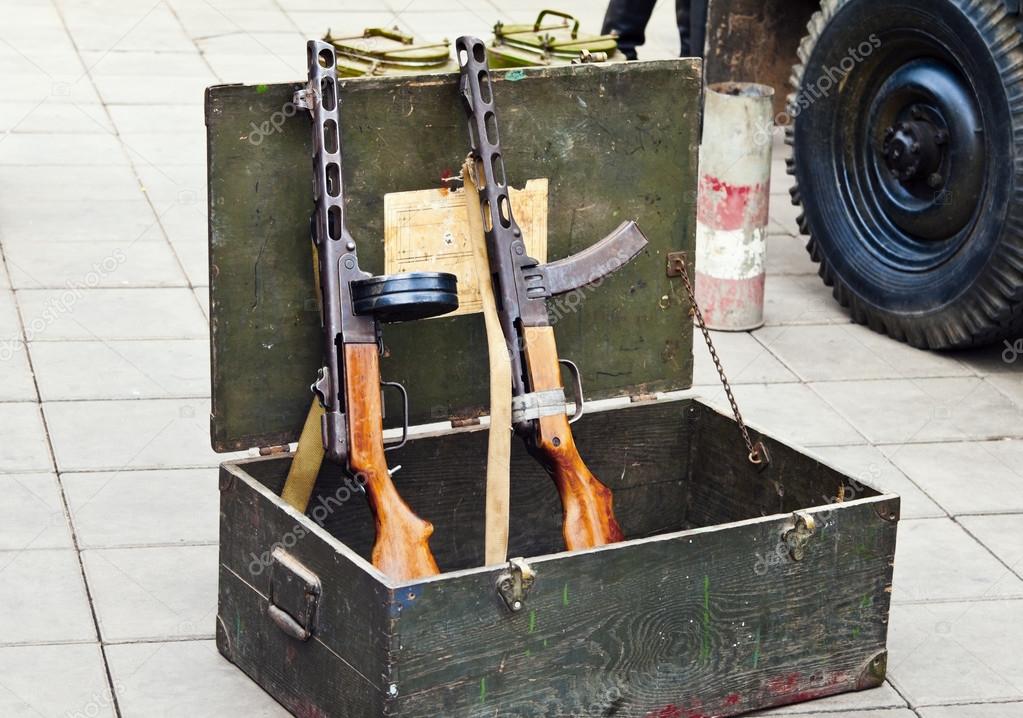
[601,0,708,60]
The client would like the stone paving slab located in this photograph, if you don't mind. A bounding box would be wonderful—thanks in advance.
[30,338,209,401]
[83,544,218,642]
[0,403,53,473]
[757,708,916,718]
[813,377,1023,445]
[890,518,1023,604]
[0,198,163,244]
[16,287,207,341]
[0,473,72,550]
[693,329,798,386]
[0,341,36,402]
[989,373,1023,407]
[0,548,96,645]
[756,324,974,382]
[63,468,219,549]
[883,440,1023,516]
[958,515,1023,578]
[920,703,1023,717]
[887,599,1023,706]
[763,274,852,326]
[3,238,188,289]
[106,640,291,718]
[44,398,227,472]
[0,166,141,204]
[0,643,115,718]
[766,234,815,276]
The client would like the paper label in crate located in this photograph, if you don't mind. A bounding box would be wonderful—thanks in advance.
[383,179,548,317]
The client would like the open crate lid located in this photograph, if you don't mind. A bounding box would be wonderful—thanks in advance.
[206,58,702,452]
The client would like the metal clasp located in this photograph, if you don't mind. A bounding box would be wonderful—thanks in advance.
[496,558,536,613]
[783,511,817,562]
[511,389,568,424]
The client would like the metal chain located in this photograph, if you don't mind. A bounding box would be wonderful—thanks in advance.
[671,255,765,467]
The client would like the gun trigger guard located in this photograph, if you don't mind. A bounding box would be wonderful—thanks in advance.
[381,381,409,452]
[559,359,584,424]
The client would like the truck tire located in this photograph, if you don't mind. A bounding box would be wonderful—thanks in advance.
[787,0,1023,348]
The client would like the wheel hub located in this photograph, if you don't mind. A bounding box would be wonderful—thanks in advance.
[864,58,985,244]
[882,115,946,185]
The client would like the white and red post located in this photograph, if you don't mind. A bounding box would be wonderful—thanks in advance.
[695,82,775,331]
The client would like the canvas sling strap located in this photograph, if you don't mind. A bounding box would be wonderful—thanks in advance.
[463,157,514,566]
[281,249,327,513]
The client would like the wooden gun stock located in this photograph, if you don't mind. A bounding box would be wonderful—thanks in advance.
[523,326,625,550]
[344,344,440,581]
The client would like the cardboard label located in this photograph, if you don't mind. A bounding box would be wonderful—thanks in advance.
[383,180,548,317]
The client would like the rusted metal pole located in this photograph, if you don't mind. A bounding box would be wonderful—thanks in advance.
[695,81,774,331]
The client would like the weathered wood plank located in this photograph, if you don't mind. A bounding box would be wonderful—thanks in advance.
[206,58,702,451]
[389,498,896,717]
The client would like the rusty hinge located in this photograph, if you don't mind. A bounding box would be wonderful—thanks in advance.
[259,444,291,456]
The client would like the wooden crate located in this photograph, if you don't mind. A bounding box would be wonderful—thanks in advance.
[217,400,896,717]
[207,58,897,717]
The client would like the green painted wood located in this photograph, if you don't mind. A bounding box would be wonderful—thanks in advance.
[206,59,701,451]
[389,497,894,717]
[217,398,897,717]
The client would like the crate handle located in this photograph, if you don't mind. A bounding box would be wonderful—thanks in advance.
[268,548,321,641]
[533,10,579,39]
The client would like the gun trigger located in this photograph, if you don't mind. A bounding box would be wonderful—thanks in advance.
[311,367,330,407]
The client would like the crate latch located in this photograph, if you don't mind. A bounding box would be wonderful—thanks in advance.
[496,558,536,613]
[783,511,816,562]
[267,548,321,641]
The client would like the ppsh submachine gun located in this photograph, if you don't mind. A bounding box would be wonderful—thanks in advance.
[295,40,460,581]
[455,36,650,550]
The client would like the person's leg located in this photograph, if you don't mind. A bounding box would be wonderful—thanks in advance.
[602,0,659,60]
[689,0,709,58]
[676,0,708,57]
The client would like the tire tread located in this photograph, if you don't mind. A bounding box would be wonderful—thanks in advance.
[789,0,1023,349]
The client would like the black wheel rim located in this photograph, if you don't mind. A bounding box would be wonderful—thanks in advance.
[839,32,987,272]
